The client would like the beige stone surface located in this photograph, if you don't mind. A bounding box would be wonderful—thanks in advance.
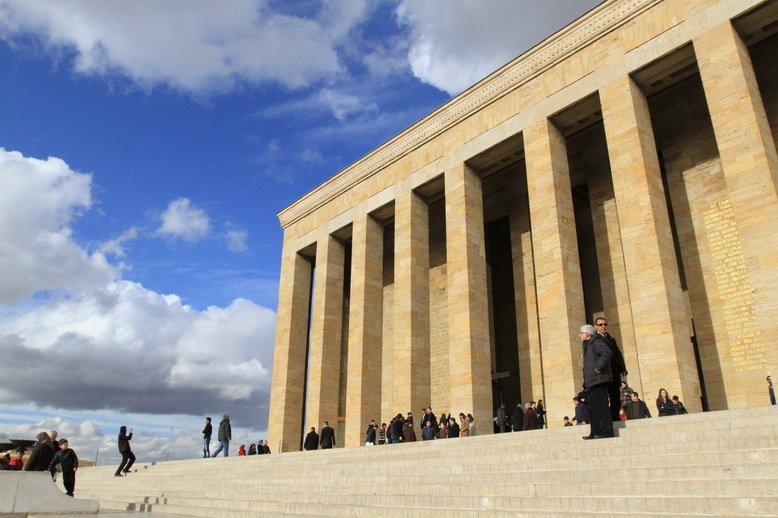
[393,188,430,416]
[304,235,345,437]
[445,163,492,426]
[601,75,700,409]
[524,118,585,427]
[695,21,778,407]
[345,212,384,446]
[267,239,312,453]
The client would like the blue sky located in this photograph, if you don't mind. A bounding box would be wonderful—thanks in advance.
[0,0,599,462]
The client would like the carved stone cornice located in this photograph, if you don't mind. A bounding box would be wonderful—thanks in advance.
[278,0,660,229]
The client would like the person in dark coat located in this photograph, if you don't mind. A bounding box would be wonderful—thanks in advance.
[49,439,78,497]
[594,317,628,422]
[202,417,212,458]
[536,400,546,429]
[210,415,232,457]
[573,396,590,425]
[303,427,319,450]
[656,388,676,416]
[672,395,688,415]
[625,392,651,419]
[447,417,460,438]
[320,421,336,449]
[769,376,776,405]
[390,414,404,443]
[402,417,416,442]
[522,402,537,431]
[24,432,57,471]
[512,403,524,432]
[580,324,614,439]
[114,426,136,476]
[496,402,507,433]
[365,421,377,445]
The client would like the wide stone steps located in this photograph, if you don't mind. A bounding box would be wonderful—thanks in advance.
[74,407,778,517]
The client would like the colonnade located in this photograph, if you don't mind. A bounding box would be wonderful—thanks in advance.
[269,12,778,452]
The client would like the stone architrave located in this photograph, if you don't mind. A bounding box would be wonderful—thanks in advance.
[445,162,492,427]
[694,22,778,405]
[268,240,313,453]
[601,75,700,409]
[304,234,345,436]
[524,119,585,427]
[393,188,430,416]
[345,212,384,446]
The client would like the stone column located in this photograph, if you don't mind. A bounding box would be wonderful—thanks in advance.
[345,211,384,446]
[445,162,492,428]
[588,171,643,396]
[509,199,542,405]
[393,188,430,417]
[694,22,778,406]
[305,234,345,437]
[268,237,313,452]
[601,75,700,408]
[524,119,585,427]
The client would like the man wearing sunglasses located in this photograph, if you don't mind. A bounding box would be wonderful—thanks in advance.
[594,317,628,422]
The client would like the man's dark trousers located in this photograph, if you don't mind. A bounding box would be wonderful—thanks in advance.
[588,384,614,438]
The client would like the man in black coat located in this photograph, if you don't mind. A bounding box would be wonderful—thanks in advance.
[580,324,614,440]
[114,426,136,476]
[210,415,232,457]
[594,317,628,421]
[303,427,319,450]
[24,432,57,471]
[320,421,336,449]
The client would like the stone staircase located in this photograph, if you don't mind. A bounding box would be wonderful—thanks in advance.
[73,406,778,517]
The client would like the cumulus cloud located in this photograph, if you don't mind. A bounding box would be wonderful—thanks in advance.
[156,198,210,242]
[224,229,249,253]
[396,0,601,95]
[0,281,275,429]
[0,148,117,304]
[98,227,139,258]
[0,0,369,94]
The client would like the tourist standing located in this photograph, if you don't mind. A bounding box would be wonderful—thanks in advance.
[594,317,628,421]
[49,439,78,496]
[459,413,470,437]
[211,415,232,457]
[448,417,460,438]
[496,402,507,433]
[580,324,614,439]
[573,396,589,425]
[619,381,634,412]
[522,402,537,431]
[24,432,57,471]
[202,417,212,458]
[467,414,476,436]
[625,392,651,419]
[365,421,377,446]
[377,423,387,445]
[114,426,135,476]
[768,376,776,405]
[303,427,319,450]
[672,395,688,414]
[320,421,336,449]
[536,400,546,429]
[656,389,675,417]
[402,417,417,442]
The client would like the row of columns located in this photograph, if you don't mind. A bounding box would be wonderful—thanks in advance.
[269,20,778,451]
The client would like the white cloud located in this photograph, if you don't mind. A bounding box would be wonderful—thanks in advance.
[98,227,139,258]
[396,0,601,95]
[0,0,369,94]
[225,229,249,253]
[0,148,277,439]
[156,198,210,242]
[0,148,117,304]
[0,281,276,428]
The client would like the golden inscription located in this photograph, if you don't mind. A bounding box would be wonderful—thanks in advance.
[703,199,766,372]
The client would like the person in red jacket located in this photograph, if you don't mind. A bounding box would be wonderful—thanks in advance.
[237,445,246,456]
[8,449,24,470]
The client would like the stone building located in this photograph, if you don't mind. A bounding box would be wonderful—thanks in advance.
[268,0,778,451]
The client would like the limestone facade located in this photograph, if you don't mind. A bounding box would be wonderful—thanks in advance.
[268,0,778,451]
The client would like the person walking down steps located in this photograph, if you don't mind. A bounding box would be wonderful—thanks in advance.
[114,426,135,477]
